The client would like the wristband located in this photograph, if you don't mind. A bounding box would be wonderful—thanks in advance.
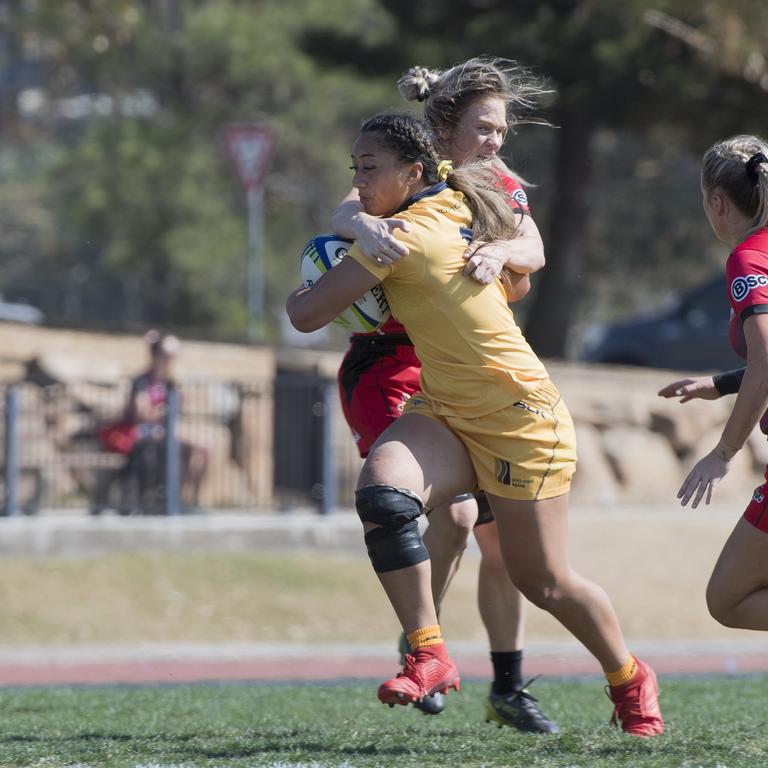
[712,367,746,396]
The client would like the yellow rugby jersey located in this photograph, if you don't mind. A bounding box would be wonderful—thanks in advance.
[348,183,549,418]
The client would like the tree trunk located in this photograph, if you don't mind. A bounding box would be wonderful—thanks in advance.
[524,107,595,359]
[0,0,22,140]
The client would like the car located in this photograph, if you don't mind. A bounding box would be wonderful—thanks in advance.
[0,294,45,325]
[580,273,744,372]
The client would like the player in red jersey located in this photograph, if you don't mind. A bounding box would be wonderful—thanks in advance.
[658,135,768,631]
[332,58,556,733]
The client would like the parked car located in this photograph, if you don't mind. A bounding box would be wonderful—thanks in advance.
[580,273,744,372]
[0,294,44,325]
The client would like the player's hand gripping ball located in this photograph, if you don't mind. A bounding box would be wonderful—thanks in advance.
[300,234,391,333]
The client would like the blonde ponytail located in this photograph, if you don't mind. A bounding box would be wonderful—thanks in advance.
[446,163,520,242]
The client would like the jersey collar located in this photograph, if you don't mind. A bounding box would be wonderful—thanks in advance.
[734,226,768,254]
[394,182,448,215]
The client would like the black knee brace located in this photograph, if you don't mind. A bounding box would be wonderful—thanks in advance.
[473,492,494,527]
[355,484,428,573]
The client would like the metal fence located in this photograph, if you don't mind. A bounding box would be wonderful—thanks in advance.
[272,367,362,514]
[0,369,362,515]
[0,378,272,514]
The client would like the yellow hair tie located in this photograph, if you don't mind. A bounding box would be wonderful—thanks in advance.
[437,160,453,181]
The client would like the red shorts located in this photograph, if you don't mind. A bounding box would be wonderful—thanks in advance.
[338,334,421,458]
[744,466,768,533]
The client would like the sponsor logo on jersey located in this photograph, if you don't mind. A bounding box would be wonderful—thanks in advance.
[731,274,768,302]
[753,486,765,504]
[511,189,528,207]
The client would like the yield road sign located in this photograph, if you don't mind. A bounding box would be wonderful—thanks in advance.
[223,124,276,193]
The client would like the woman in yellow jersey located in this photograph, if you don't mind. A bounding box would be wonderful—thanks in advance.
[287,112,664,737]
[331,58,554,731]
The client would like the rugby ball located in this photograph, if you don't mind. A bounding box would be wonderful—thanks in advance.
[300,234,391,333]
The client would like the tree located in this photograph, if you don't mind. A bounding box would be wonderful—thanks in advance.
[8,0,393,338]
[303,0,768,356]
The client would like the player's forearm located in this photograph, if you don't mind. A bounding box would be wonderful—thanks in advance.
[502,271,531,302]
[286,287,335,333]
[717,360,768,457]
[499,217,545,274]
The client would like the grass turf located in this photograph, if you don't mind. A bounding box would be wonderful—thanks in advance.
[0,677,765,768]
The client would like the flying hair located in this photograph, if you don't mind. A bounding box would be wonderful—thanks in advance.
[398,57,549,136]
[397,57,549,186]
[703,134,768,233]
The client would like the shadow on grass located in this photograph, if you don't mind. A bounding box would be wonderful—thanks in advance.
[3,733,137,743]
[184,741,415,760]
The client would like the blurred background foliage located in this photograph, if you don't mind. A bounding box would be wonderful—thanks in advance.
[0,0,766,354]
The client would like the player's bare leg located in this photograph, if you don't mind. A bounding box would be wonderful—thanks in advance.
[706,517,768,629]
[423,497,477,610]
[487,491,663,736]
[402,496,476,714]
[357,413,475,706]
[474,519,559,733]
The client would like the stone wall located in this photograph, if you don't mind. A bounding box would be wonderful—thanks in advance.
[0,323,275,509]
[281,349,763,508]
[545,361,764,506]
[1,322,761,510]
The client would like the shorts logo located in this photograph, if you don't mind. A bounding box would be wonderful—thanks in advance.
[513,400,545,418]
[511,189,528,207]
[753,487,765,504]
[495,458,511,486]
[731,274,768,302]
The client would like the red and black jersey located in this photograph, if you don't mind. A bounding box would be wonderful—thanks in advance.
[726,228,768,359]
[498,173,531,216]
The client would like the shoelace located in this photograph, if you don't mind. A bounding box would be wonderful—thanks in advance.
[493,677,543,710]
[605,682,641,728]
[492,677,554,729]
[516,675,542,702]
[397,653,426,692]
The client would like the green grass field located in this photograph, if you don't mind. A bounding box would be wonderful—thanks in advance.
[0,677,765,768]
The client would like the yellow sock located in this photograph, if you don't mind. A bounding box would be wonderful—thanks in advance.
[407,624,443,650]
[606,656,638,687]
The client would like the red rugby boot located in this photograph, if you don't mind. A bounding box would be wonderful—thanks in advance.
[607,658,665,737]
[378,647,460,706]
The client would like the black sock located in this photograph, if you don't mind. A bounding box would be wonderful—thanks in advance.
[491,650,523,695]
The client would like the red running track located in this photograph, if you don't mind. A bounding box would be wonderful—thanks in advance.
[0,651,766,686]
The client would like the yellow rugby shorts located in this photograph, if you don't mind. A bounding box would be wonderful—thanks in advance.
[404,378,576,501]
